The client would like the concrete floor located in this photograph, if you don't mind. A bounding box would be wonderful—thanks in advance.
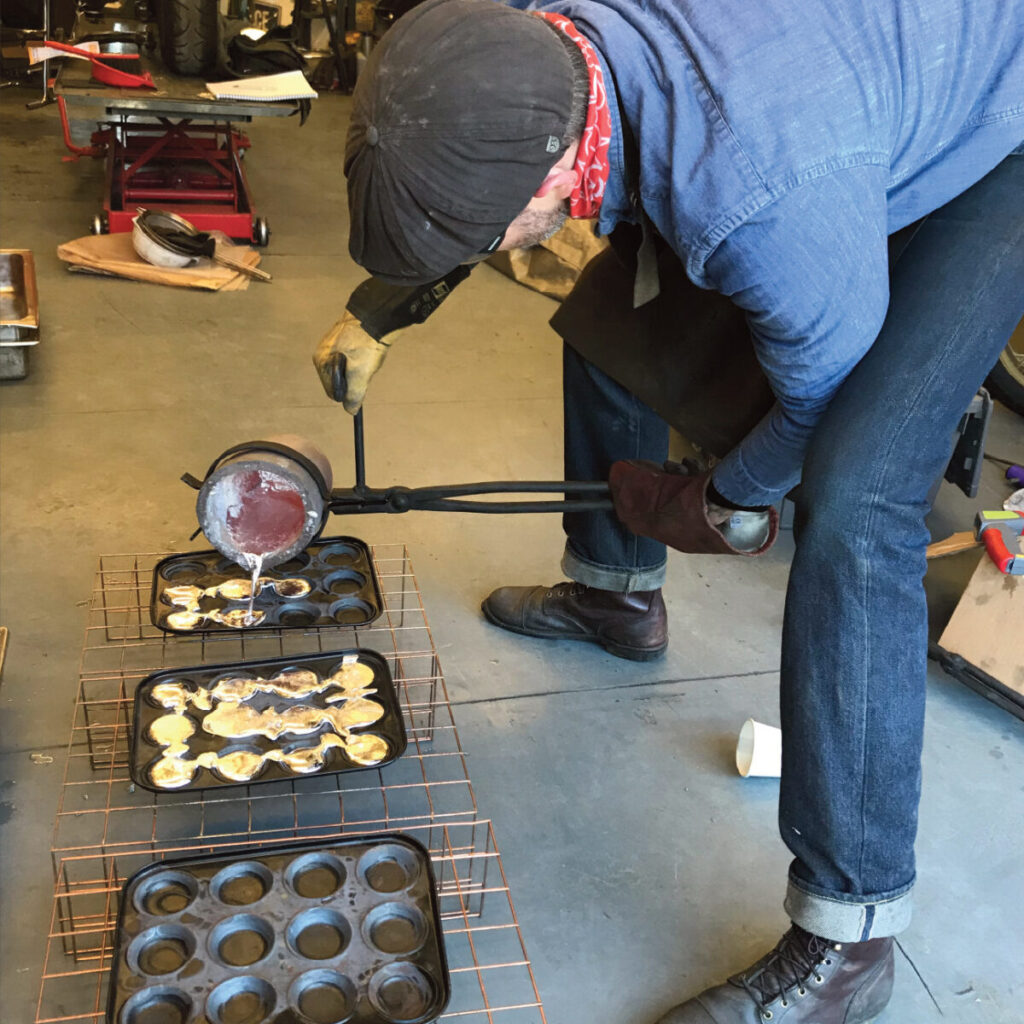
[2,85,1023,1024]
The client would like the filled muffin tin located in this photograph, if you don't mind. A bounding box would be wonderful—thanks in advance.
[150,538,383,633]
[106,834,450,1024]
[131,650,407,792]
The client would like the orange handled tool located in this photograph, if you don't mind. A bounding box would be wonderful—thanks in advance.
[975,510,1024,575]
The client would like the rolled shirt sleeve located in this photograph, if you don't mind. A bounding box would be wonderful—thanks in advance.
[703,166,891,507]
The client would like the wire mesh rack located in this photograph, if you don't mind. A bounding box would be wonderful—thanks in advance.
[36,546,547,1024]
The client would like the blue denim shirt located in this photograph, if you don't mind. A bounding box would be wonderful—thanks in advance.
[511,0,1024,505]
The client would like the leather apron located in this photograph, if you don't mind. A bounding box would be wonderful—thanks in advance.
[549,223,774,459]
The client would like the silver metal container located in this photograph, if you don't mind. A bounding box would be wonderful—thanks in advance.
[196,435,334,570]
[0,250,40,380]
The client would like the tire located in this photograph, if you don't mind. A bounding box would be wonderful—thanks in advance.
[985,318,1024,417]
[158,0,219,76]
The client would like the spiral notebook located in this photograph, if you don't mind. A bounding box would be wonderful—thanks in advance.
[205,70,317,102]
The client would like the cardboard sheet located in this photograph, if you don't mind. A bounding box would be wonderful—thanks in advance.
[939,554,1024,693]
[57,233,263,291]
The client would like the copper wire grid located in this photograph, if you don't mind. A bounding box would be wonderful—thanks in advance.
[37,821,546,1024]
[54,548,473,866]
[37,547,547,1023]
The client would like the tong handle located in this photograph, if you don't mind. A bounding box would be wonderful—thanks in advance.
[353,408,367,489]
[339,405,611,512]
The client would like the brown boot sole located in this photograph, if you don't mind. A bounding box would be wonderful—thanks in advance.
[480,602,667,662]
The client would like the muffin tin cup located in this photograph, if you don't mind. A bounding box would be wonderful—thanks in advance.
[289,968,359,1024]
[357,843,423,896]
[133,871,199,917]
[150,536,383,634]
[118,985,193,1024]
[130,650,408,793]
[106,834,450,1024]
[368,963,441,1023]
[209,862,274,907]
[205,975,277,1024]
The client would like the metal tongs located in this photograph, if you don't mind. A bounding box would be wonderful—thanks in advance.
[328,410,612,515]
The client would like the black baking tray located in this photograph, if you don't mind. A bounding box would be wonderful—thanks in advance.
[106,833,451,1024]
[150,537,383,634]
[130,650,408,793]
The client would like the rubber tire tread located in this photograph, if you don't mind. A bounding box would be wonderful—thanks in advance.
[158,0,219,76]
[985,325,1024,417]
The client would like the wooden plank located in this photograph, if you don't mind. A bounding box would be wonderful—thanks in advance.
[939,556,1024,695]
[926,531,979,559]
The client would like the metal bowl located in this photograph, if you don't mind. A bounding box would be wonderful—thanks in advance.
[131,209,198,269]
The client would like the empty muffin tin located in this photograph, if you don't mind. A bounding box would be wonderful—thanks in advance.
[131,650,408,793]
[150,537,383,633]
[106,834,451,1024]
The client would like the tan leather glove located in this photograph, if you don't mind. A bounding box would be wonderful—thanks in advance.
[312,311,402,414]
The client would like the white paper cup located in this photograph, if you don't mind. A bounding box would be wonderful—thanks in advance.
[736,719,782,778]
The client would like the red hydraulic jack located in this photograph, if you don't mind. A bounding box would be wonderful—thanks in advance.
[57,96,269,245]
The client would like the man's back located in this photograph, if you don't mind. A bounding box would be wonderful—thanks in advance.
[514,0,1023,499]
[524,0,1024,245]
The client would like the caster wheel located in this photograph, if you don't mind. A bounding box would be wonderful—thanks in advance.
[91,213,107,235]
[253,217,270,247]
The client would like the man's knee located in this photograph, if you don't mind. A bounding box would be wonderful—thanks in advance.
[794,448,931,558]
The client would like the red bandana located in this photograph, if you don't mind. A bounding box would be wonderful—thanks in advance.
[535,12,612,220]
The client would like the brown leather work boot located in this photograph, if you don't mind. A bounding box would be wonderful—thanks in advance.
[655,925,894,1024]
[481,582,668,661]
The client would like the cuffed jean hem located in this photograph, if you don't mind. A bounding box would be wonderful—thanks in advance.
[784,878,913,943]
[561,543,666,592]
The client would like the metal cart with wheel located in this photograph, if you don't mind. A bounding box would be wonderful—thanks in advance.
[55,58,299,244]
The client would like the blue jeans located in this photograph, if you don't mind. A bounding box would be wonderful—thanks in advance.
[562,342,670,591]
[560,148,1024,941]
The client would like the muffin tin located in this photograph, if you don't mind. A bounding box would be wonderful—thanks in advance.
[131,650,408,792]
[150,538,383,634]
[106,834,451,1024]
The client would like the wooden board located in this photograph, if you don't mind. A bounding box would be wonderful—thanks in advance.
[939,556,1024,695]
[926,531,978,559]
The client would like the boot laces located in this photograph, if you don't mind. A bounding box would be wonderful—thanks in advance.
[546,582,587,599]
[732,927,833,1015]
